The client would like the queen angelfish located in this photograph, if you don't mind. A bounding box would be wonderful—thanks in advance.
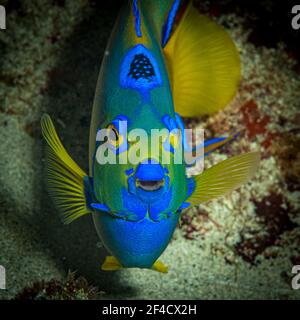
[41,0,259,273]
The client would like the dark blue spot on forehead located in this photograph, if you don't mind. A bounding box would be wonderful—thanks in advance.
[119,44,163,94]
[128,54,155,82]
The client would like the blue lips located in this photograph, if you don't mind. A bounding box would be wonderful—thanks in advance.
[135,159,165,181]
[120,159,173,221]
[127,159,169,203]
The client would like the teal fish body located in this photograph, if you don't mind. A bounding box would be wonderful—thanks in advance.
[89,1,190,268]
[94,210,180,268]
[41,0,259,273]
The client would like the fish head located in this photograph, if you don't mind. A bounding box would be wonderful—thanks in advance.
[92,113,193,221]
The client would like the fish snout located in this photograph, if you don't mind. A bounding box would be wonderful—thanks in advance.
[135,159,165,192]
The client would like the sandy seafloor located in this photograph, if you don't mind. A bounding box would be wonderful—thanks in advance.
[0,0,300,299]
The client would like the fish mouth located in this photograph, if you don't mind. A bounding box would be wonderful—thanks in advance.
[136,179,164,191]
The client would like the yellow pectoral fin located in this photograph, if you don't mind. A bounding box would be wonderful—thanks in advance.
[101,256,123,271]
[164,3,241,117]
[41,114,91,224]
[188,152,260,205]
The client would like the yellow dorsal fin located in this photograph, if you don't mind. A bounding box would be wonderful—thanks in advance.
[164,3,241,117]
[188,152,260,205]
[41,114,91,224]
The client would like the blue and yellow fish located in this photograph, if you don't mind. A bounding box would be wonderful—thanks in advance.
[41,0,259,273]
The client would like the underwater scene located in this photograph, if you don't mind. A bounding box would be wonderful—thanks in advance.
[0,0,300,300]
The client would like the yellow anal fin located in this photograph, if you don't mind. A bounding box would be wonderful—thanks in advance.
[152,260,169,273]
[41,114,91,224]
[188,152,260,205]
[101,256,123,271]
[164,3,241,117]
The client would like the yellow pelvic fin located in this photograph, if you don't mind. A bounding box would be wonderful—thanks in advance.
[188,152,260,205]
[101,256,123,271]
[152,260,169,273]
[164,3,241,117]
[41,114,91,224]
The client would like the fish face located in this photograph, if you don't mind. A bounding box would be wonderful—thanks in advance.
[91,115,191,222]
[133,159,166,194]
[127,158,170,202]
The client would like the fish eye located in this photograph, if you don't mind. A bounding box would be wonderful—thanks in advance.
[107,124,124,147]
[169,131,180,148]
[166,129,181,149]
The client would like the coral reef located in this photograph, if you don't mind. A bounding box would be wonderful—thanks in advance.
[15,272,102,300]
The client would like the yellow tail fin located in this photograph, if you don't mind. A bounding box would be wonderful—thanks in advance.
[188,152,260,205]
[164,3,241,117]
[41,114,91,224]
